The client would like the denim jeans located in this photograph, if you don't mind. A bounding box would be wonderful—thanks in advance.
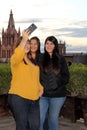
[8,94,40,130]
[39,96,66,130]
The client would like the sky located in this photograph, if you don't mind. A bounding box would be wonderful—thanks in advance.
[0,0,87,53]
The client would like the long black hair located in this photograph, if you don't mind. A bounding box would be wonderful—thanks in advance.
[42,36,60,75]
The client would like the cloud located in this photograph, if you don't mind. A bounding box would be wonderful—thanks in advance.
[70,20,87,28]
[56,27,87,38]
[3,18,43,23]
[16,18,43,23]
[66,45,87,53]
[53,20,87,38]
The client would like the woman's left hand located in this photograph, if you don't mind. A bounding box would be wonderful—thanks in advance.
[39,89,44,97]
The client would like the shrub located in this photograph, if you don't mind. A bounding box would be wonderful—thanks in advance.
[0,63,11,94]
[67,63,87,96]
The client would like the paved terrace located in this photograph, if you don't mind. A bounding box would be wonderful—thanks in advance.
[0,116,87,130]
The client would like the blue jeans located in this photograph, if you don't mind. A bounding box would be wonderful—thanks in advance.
[39,96,66,130]
[8,94,40,130]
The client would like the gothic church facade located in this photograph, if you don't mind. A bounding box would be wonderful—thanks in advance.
[0,10,20,62]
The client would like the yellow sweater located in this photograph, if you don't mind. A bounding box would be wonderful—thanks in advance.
[8,46,43,100]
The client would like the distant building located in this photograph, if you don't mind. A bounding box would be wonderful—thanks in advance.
[64,53,87,65]
[0,10,20,62]
[58,40,66,55]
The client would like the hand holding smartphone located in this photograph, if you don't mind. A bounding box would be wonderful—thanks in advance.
[26,23,37,34]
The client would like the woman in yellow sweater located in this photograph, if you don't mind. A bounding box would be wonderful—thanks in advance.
[8,29,43,130]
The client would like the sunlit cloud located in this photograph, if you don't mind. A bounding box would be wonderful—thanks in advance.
[57,27,87,38]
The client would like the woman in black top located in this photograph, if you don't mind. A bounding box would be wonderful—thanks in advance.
[39,36,70,130]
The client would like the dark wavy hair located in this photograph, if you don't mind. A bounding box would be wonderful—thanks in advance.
[42,36,60,75]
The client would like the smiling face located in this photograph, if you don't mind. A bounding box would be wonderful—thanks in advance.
[30,39,39,53]
[45,40,55,56]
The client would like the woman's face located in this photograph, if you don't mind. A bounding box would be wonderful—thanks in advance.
[24,41,30,53]
[45,40,55,54]
[30,39,38,53]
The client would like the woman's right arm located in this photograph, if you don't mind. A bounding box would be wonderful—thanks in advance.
[11,30,30,66]
[10,46,26,66]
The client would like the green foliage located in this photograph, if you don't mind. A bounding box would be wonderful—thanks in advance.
[0,63,87,96]
[0,63,12,94]
[67,63,87,96]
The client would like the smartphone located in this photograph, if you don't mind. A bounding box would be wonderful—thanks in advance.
[27,23,37,34]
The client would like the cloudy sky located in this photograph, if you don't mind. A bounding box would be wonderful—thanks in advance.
[0,0,87,53]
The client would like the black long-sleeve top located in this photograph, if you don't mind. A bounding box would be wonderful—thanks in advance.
[40,55,70,97]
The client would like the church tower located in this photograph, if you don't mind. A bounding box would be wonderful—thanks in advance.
[0,10,20,61]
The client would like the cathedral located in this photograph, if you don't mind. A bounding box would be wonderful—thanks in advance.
[0,10,20,62]
[0,10,66,62]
